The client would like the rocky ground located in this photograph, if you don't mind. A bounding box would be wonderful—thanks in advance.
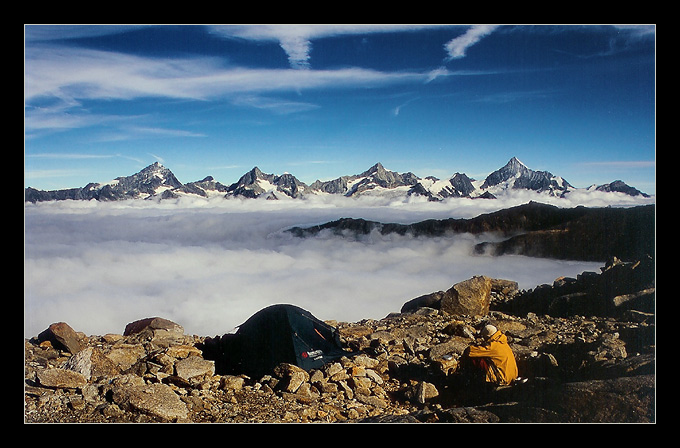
[24,256,655,423]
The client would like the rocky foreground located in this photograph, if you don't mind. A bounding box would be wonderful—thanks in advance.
[24,256,655,423]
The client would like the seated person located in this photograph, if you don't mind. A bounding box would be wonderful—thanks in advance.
[460,324,519,387]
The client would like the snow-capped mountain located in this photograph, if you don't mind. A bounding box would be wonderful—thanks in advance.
[24,157,651,203]
[589,180,649,197]
[404,157,573,201]
[413,172,490,200]
[25,162,183,202]
[310,162,420,197]
[480,156,572,195]
[225,167,309,199]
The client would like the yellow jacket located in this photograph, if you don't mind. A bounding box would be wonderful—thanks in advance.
[466,331,518,385]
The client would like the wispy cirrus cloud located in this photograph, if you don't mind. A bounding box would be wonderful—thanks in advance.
[444,25,500,60]
[208,25,447,69]
[230,94,321,115]
[24,43,430,136]
[25,45,427,104]
[24,25,149,42]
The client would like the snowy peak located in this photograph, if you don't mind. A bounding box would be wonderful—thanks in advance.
[359,162,387,177]
[175,176,229,198]
[592,180,650,198]
[24,162,185,202]
[115,162,182,191]
[311,162,419,197]
[226,167,308,199]
[481,157,571,195]
[481,157,529,188]
[414,172,478,200]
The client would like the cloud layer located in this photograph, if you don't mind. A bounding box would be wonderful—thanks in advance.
[24,192,649,338]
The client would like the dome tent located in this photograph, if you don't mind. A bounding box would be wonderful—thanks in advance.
[202,304,352,379]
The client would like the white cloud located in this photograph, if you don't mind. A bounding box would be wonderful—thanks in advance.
[444,25,500,60]
[208,25,445,70]
[279,34,313,70]
[25,192,649,338]
[25,45,426,108]
[24,43,432,138]
[24,25,149,42]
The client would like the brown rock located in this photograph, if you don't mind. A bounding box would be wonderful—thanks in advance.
[113,378,189,422]
[490,278,519,296]
[105,344,146,371]
[37,322,84,354]
[123,317,184,341]
[405,381,439,404]
[274,363,310,393]
[220,375,246,391]
[175,356,215,381]
[36,368,87,389]
[440,275,492,317]
[64,347,120,380]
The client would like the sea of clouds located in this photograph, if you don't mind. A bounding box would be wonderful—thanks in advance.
[24,190,654,338]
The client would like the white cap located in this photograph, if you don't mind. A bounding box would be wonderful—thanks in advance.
[480,324,498,339]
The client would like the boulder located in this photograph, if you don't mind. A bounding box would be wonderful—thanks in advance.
[174,356,215,382]
[401,291,445,313]
[63,347,120,380]
[105,344,147,371]
[402,277,516,314]
[37,322,84,354]
[440,275,492,317]
[123,317,185,344]
[111,375,189,422]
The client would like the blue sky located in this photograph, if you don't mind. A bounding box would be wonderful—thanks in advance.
[24,25,656,194]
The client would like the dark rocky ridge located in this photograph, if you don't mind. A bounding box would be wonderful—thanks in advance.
[288,202,655,263]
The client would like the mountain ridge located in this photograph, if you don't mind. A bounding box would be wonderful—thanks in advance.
[287,201,656,263]
[24,157,651,203]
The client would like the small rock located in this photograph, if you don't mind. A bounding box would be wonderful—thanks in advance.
[274,363,310,393]
[406,381,439,404]
[220,375,245,391]
[353,354,379,369]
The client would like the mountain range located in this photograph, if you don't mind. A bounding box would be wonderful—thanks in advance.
[24,157,651,203]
